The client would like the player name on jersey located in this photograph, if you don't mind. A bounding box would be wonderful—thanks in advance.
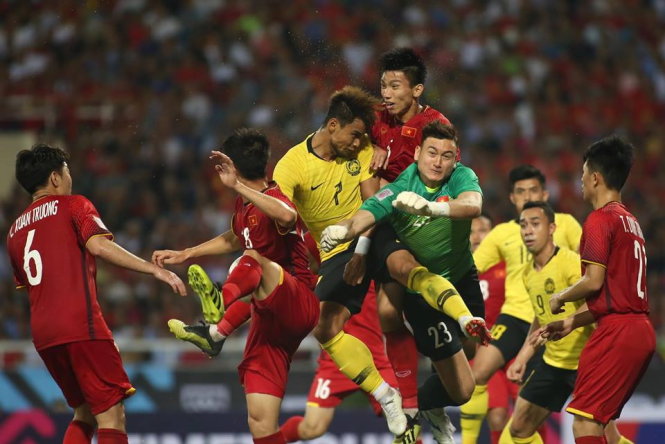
[619,214,644,240]
[9,200,59,238]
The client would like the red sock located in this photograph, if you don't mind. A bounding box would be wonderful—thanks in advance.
[384,329,419,409]
[217,300,252,336]
[97,428,128,444]
[253,430,286,444]
[280,416,304,442]
[490,429,501,444]
[576,436,607,444]
[63,420,94,444]
[222,255,262,307]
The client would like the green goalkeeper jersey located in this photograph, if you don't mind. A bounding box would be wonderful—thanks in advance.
[361,163,482,283]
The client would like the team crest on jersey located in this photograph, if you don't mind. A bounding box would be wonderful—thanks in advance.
[401,126,417,138]
[376,188,394,201]
[346,159,361,176]
[544,278,555,294]
[248,215,258,227]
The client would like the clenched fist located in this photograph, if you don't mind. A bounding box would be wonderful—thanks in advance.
[320,225,349,252]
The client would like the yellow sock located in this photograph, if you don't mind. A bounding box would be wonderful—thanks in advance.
[498,421,544,444]
[460,384,488,444]
[321,330,384,394]
[618,437,634,444]
[407,266,472,320]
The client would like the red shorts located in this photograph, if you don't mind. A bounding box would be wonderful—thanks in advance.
[239,270,319,397]
[38,340,135,415]
[487,368,519,410]
[307,352,396,416]
[566,314,655,424]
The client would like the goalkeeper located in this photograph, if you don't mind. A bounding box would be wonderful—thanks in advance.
[321,121,491,432]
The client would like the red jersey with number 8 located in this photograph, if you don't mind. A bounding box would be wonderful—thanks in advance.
[580,202,649,319]
[6,195,114,351]
[231,182,316,290]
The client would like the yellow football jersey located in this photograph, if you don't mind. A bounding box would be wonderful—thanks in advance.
[522,247,592,370]
[273,133,374,261]
[473,213,582,322]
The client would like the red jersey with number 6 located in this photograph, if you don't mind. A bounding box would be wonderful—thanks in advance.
[580,202,649,319]
[231,182,316,290]
[371,106,451,182]
[7,195,114,351]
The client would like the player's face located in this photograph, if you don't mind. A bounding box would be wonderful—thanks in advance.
[414,137,457,187]
[470,216,492,252]
[330,118,367,159]
[510,178,548,213]
[581,161,596,203]
[519,207,554,255]
[380,71,422,118]
[57,162,73,195]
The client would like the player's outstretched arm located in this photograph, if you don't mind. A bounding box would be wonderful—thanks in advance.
[152,230,241,267]
[211,150,297,229]
[320,210,376,253]
[393,190,482,219]
[87,236,186,296]
[550,263,605,314]
[507,319,541,383]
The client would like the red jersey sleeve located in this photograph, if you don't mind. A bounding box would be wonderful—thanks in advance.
[580,211,612,267]
[10,255,26,288]
[69,195,113,247]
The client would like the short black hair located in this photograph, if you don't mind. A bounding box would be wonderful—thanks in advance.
[583,136,634,191]
[509,165,546,190]
[522,201,555,223]
[221,128,270,180]
[476,212,494,226]
[379,48,426,87]
[324,86,379,131]
[421,121,458,145]
[15,144,69,195]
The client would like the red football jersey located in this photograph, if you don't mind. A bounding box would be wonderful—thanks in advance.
[7,195,114,351]
[580,202,650,318]
[232,183,316,290]
[479,262,506,328]
[371,106,451,182]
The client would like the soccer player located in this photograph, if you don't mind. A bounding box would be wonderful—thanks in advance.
[153,129,320,444]
[468,214,516,444]
[460,165,582,444]
[369,47,453,423]
[498,201,593,444]
[280,284,402,442]
[6,144,186,444]
[541,137,655,444]
[272,86,408,436]
[320,121,491,444]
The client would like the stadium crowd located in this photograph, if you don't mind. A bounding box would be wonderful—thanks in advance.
[1,0,664,359]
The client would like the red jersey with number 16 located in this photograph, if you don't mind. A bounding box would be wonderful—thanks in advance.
[580,202,650,319]
[7,195,114,351]
[232,182,316,290]
[371,106,451,182]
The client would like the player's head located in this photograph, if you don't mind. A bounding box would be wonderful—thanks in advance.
[323,86,378,159]
[221,128,270,180]
[508,165,548,214]
[414,121,458,187]
[15,144,72,196]
[470,213,493,252]
[582,136,634,202]
[379,48,426,117]
[519,201,556,255]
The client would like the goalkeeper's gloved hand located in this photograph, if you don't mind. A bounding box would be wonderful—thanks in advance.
[320,225,349,252]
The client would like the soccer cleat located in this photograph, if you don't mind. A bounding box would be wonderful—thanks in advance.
[380,387,408,436]
[188,264,224,323]
[420,408,455,444]
[459,315,492,345]
[168,319,225,358]
[393,413,421,444]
